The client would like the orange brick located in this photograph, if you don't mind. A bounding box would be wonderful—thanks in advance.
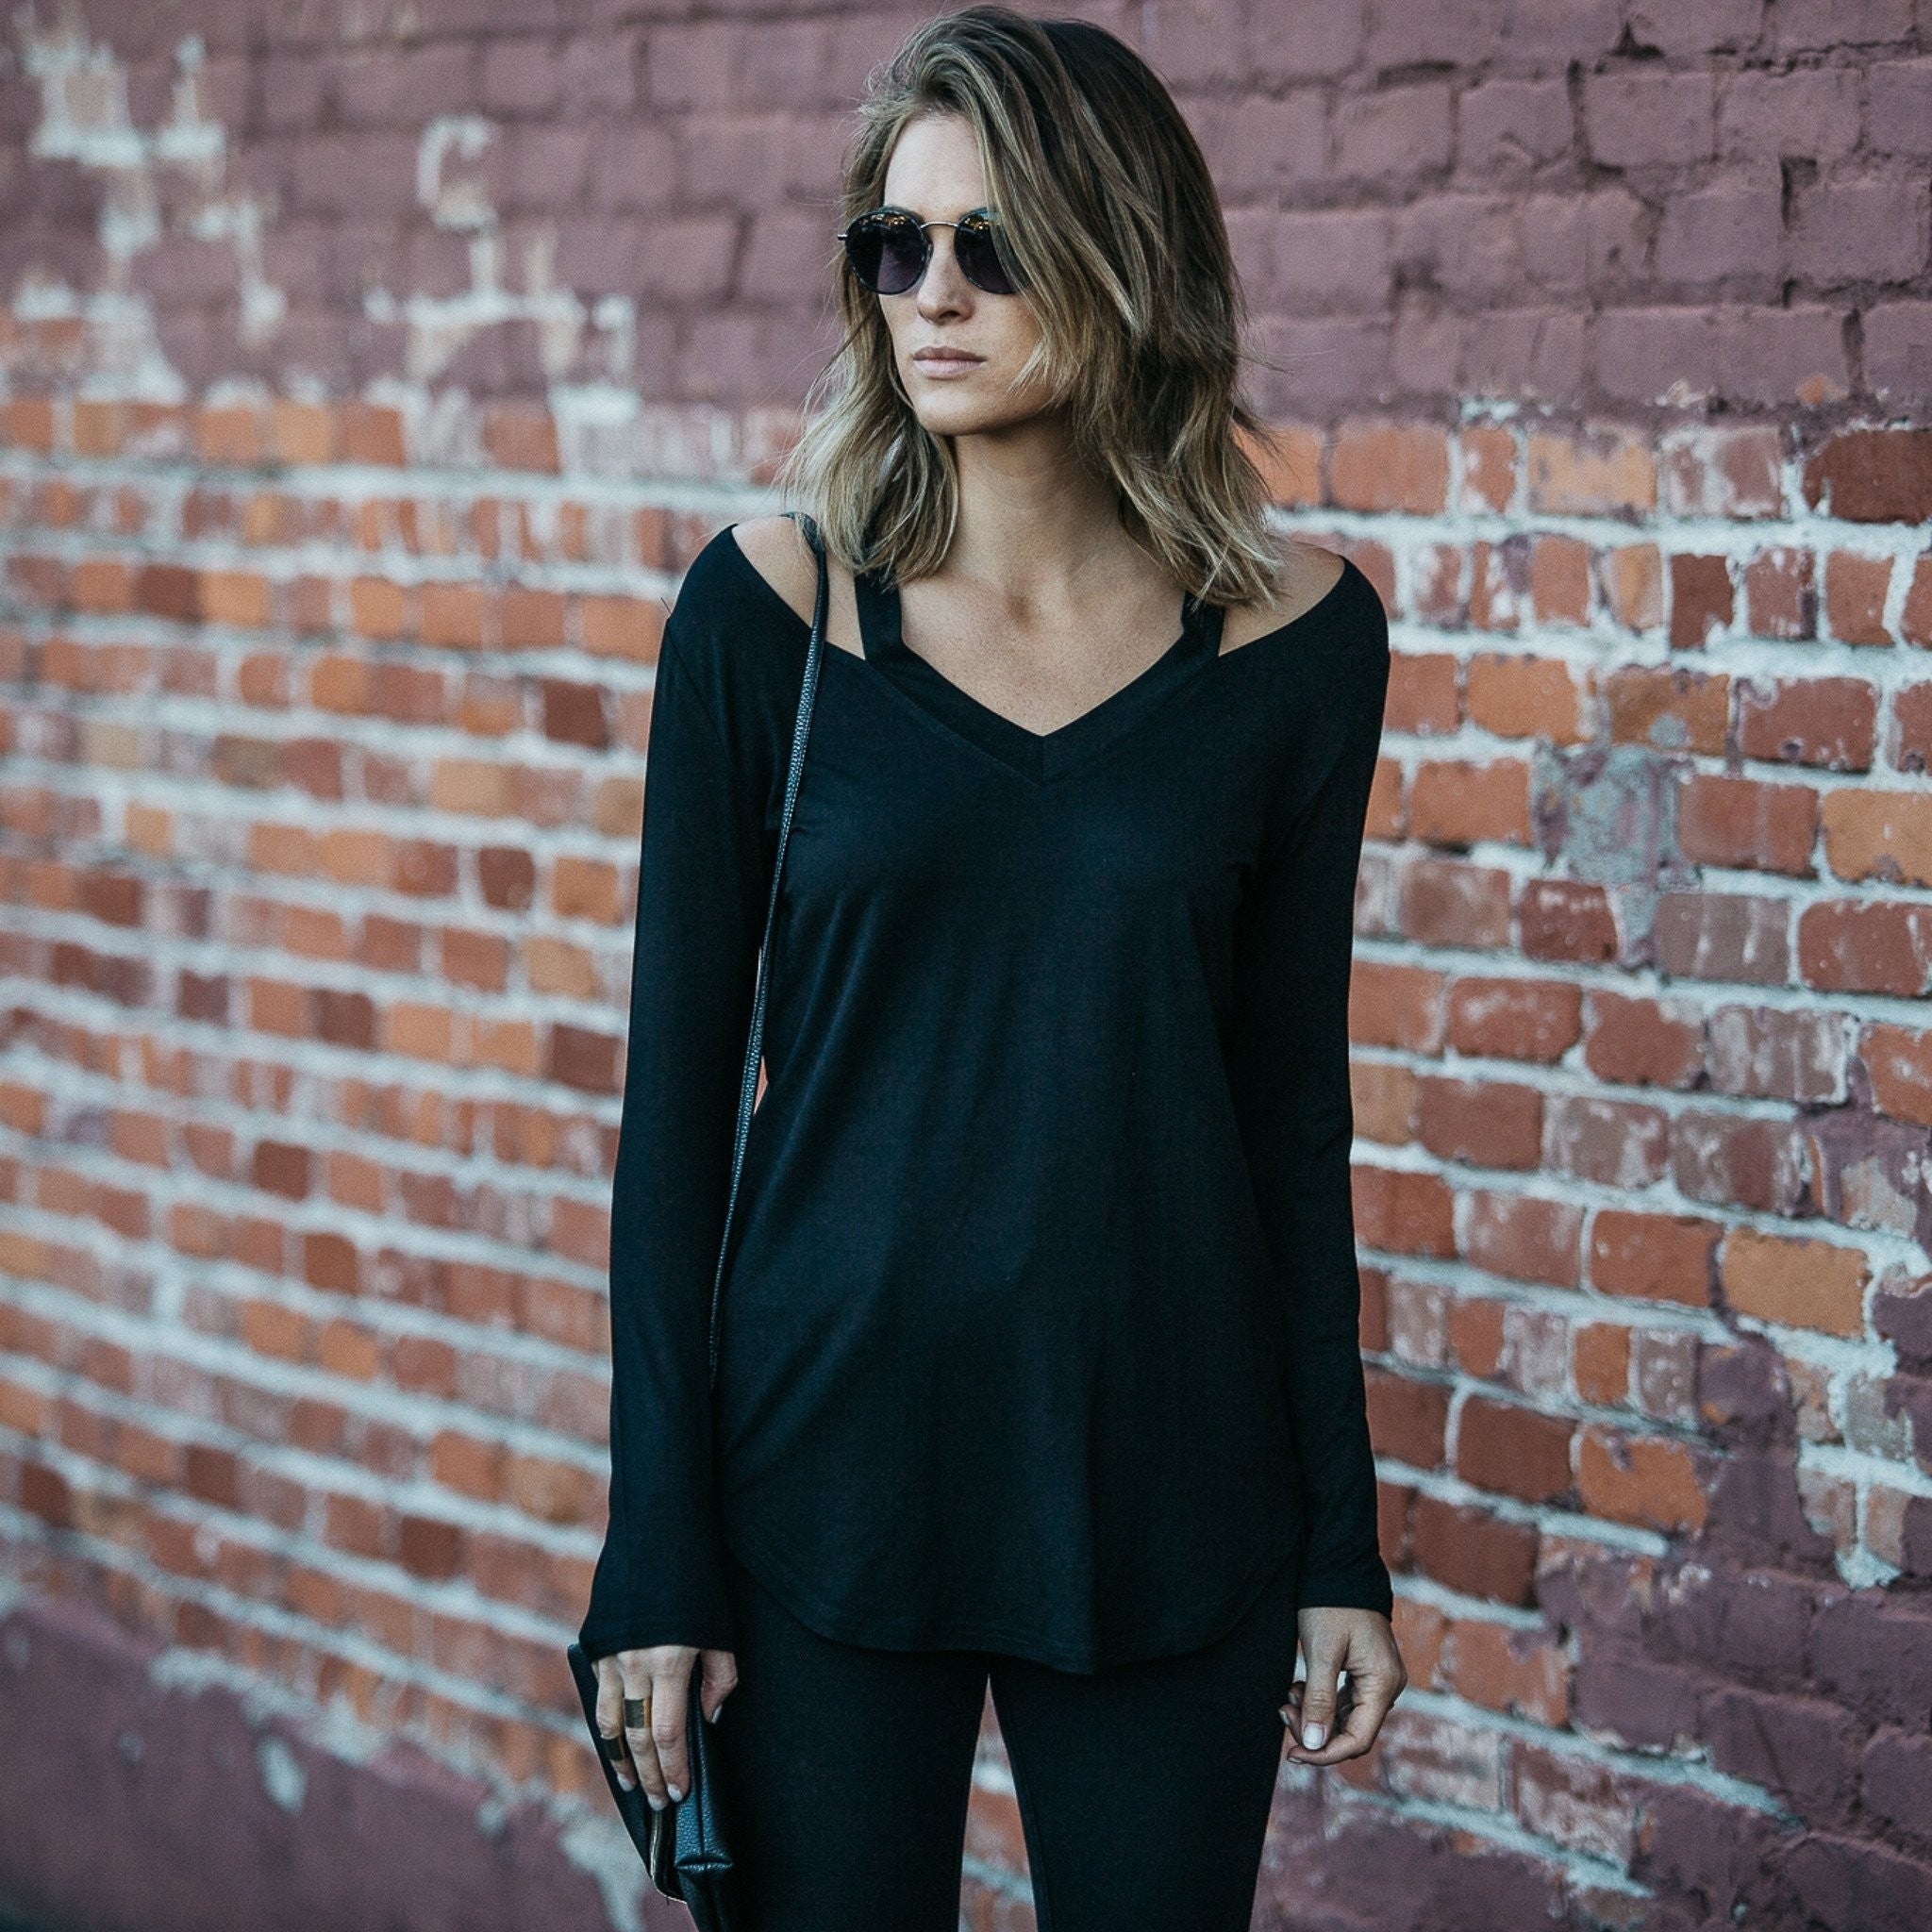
[1737,675,1876,772]
[1576,1426,1707,1533]
[1388,650,1459,735]
[70,399,127,457]
[338,401,407,466]
[482,402,560,475]
[1604,664,1729,755]
[199,569,272,629]
[387,1001,458,1063]
[349,575,408,641]
[1332,421,1450,515]
[1861,1023,1932,1128]
[1457,427,1517,515]
[1467,653,1586,743]
[579,593,664,662]
[1601,543,1665,631]
[1445,1618,1570,1725]
[1446,976,1582,1063]
[1824,552,1893,645]
[1721,1226,1867,1337]
[1529,430,1656,516]
[271,399,334,467]
[1462,1188,1583,1288]
[1820,786,1932,889]
[5,396,55,453]
[69,558,134,615]
[1352,960,1447,1053]
[500,585,566,649]
[1450,1296,1507,1378]
[1409,758,1532,847]
[1456,1394,1574,1503]
[1742,545,1817,640]
[195,403,265,467]
[1243,421,1323,508]
[1573,1322,1631,1404]
[1365,1366,1450,1470]
[419,581,490,650]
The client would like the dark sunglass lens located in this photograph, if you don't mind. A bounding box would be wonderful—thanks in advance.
[956,215,1021,294]
[849,214,925,294]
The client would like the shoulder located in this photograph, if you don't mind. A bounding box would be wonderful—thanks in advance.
[1217,538,1390,740]
[658,521,813,744]
[667,519,807,640]
[724,515,820,628]
[1219,537,1382,660]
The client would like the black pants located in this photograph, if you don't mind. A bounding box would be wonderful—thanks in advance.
[708,1542,1301,1931]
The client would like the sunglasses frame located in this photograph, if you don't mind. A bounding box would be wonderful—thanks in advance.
[835,204,1025,297]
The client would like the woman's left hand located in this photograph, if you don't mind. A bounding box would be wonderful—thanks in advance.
[1282,1606,1406,1766]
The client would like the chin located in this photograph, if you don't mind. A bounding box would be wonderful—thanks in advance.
[909,395,1037,441]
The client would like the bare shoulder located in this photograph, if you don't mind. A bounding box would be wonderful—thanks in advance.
[1217,537,1350,658]
[727,515,821,627]
[727,513,865,658]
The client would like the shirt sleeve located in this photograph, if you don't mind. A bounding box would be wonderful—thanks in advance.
[1226,579,1395,1619]
[575,602,770,1663]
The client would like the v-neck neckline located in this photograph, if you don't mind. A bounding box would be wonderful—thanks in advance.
[852,560,1226,786]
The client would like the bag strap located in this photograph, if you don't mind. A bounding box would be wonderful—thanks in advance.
[706,509,829,1387]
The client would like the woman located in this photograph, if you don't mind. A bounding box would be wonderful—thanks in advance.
[577,8,1406,1926]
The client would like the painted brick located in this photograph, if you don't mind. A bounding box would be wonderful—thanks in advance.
[4,12,1931,1931]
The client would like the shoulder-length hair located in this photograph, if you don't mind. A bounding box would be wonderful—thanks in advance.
[773,4,1287,609]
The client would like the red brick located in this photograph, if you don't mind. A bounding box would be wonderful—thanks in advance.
[1797,899,1932,997]
[1364,1365,1449,1470]
[1589,1210,1720,1307]
[1456,1393,1574,1503]
[1407,1494,1540,1605]
[1737,675,1878,771]
[1446,976,1583,1062]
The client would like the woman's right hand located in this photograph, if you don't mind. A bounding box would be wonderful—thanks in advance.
[594,1645,740,1808]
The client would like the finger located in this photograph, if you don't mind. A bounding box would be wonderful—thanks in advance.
[651,1659,692,1804]
[593,1659,638,1791]
[1289,1678,1383,1765]
[1291,1639,1343,1754]
[617,1654,667,1810]
[698,1648,739,1724]
[1290,1659,1403,1767]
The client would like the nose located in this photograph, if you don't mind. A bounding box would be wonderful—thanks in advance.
[916,229,972,314]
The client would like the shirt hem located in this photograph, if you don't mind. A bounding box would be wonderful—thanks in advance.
[720,1513,1303,1674]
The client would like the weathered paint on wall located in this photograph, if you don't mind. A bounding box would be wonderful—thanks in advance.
[2,5,1930,1930]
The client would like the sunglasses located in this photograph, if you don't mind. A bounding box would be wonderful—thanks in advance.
[837,205,1026,296]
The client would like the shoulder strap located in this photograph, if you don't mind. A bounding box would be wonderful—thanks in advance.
[707,509,829,1386]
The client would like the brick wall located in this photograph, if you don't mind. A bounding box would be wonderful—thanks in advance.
[1,5,1929,1930]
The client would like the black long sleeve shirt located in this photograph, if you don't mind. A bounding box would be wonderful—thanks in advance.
[575,523,1394,1673]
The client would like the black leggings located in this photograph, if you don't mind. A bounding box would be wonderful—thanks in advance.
[708,1542,1301,1932]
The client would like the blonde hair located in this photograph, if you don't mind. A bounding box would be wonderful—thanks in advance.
[773,5,1287,608]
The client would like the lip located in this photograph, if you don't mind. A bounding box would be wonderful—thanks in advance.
[912,348,984,369]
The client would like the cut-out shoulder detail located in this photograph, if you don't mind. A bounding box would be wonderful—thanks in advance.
[1217,543,1350,658]
[727,517,866,659]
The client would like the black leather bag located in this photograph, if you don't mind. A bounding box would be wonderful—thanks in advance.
[565,1642,732,1923]
[563,510,830,1931]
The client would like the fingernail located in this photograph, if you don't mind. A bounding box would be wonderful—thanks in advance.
[1302,1722,1326,1749]
[667,1783,684,1802]
[647,1793,665,1811]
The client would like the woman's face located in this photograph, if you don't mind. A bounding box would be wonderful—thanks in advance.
[872,110,1057,439]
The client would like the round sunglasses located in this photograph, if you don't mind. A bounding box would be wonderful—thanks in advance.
[837,206,1026,297]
